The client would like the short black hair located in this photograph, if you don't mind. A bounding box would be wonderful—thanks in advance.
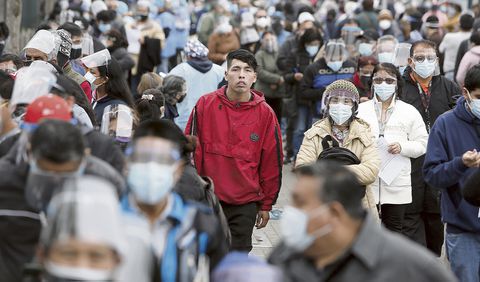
[0,70,13,100]
[133,119,189,159]
[410,40,437,57]
[299,28,323,51]
[464,64,480,92]
[370,63,404,99]
[30,120,85,163]
[96,10,116,22]
[226,49,258,71]
[0,53,24,69]
[362,0,374,11]
[295,161,366,219]
[58,22,82,37]
[460,14,474,31]
[471,30,480,46]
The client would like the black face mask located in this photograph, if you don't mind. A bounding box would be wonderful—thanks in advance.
[177,94,186,104]
[136,14,148,21]
[23,59,33,66]
[360,75,371,87]
[0,43,4,56]
[70,48,82,59]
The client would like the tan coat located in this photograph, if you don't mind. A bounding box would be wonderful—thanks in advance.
[207,31,240,65]
[296,118,380,219]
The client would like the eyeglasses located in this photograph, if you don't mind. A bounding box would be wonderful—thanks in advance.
[412,54,437,63]
[372,77,397,85]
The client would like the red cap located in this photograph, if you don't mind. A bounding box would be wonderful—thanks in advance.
[24,94,72,124]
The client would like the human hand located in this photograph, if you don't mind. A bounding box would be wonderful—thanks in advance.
[388,142,402,154]
[294,73,303,81]
[255,210,270,229]
[462,150,480,168]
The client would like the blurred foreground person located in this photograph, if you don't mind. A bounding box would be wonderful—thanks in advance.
[269,161,456,282]
[35,177,126,281]
[119,120,228,281]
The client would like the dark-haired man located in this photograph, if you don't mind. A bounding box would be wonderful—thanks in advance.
[186,49,283,252]
[424,65,480,282]
[400,39,461,256]
[269,161,456,282]
[0,54,23,74]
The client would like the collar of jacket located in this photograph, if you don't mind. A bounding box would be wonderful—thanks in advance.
[305,118,374,147]
[216,85,266,109]
[121,192,186,224]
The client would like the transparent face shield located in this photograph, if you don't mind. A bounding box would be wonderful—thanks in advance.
[23,30,57,61]
[9,65,59,115]
[100,104,134,144]
[340,26,363,47]
[324,39,349,63]
[41,176,125,261]
[25,158,86,212]
[80,49,111,68]
[393,43,412,67]
[127,138,181,165]
[376,36,398,54]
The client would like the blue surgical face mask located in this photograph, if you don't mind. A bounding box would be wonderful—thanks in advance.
[98,23,111,33]
[378,52,394,64]
[127,162,176,205]
[413,60,436,79]
[305,45,319,57]
[358,43,373,56]
[398,66,407,75]
[328,103,353,125]
[467,89,480,119]
[374,82,396,101]
[327,61,343,72]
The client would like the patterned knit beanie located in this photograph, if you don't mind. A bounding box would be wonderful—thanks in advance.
[324,79,359,104]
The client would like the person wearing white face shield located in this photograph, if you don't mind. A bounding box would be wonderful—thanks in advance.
[268,161,455,281]
[400,40,461,257]
[376,35,398,64]
[118,120,228,282]
[357,63,428,234]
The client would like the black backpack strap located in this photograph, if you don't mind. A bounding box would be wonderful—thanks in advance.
[322,135,339,150]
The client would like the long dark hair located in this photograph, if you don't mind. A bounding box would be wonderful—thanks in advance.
[98,57,135,108]
[106,29,129,52]
[298,28,323,52]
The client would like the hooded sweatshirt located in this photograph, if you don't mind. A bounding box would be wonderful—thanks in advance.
[423,96,480,233]
[185,86,283,210]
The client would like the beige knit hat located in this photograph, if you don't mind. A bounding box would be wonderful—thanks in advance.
[324,80,359,104]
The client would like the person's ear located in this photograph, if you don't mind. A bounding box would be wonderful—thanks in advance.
[224,71,228,81]
[252,71,257,83]
[463,87,471,102]
[407,57,414,67]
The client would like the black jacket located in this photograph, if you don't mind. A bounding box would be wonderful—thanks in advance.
[138,37,161,76]
[401,67,460,213]
[281,46,314,107]
[0,155,126,282]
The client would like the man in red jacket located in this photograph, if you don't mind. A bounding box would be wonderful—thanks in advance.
[186,49,283,252]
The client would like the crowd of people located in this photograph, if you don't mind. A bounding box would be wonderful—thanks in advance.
[0,0,479,281]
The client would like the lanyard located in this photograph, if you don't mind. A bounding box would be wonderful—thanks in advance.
[416,81,432,133]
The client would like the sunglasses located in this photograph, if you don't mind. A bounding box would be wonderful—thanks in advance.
[373,77,397,85]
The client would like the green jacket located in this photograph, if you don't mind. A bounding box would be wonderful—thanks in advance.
[254,50,285,99]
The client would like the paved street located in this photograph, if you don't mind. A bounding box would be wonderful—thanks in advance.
[251,163,295,259]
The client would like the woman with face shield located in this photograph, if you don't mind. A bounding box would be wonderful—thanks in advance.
[35,177,126,281]
[357,63,428,233]
[80,49,135,125]
[296,80,380,216]
[254,32,285,122]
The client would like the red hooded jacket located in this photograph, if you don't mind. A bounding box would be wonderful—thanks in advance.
[185,86,283,211]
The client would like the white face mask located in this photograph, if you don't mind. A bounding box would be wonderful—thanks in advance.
[306,45,319,57]
[84,71,97,85]
[256,17,270,28]
[358,43,373,56]
[127,162,176,205]
[280,205,332,252]
[377,52,395,64]
[327,61,343,72]
[379,20,392,30]
[328,103,353,125]
[413,60,436,79]
[467,89,480,119]
[374,82,396,101]
[45,261,114,281]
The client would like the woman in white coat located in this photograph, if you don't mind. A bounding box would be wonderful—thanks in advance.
[357,63,428,233]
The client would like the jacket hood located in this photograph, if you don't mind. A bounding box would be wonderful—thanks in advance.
[454,96,479,124]
[215,86,266,109]
[470,45,480,56]
[187,58,213,73]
